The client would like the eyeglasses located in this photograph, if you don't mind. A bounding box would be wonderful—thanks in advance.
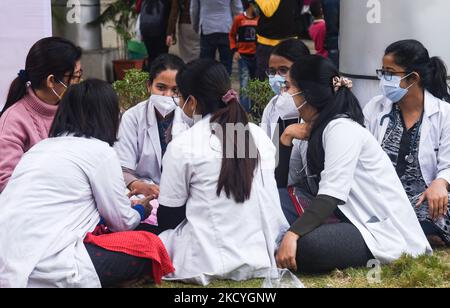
[64,69,83,83]
[266,66,290,78]
[376,69,409,81]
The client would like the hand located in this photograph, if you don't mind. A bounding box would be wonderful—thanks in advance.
[416,179,449,221]
[128,181,160,199]
[233,52,241,63]
[280,123,312,146]
[166,35,175,47]
[276,231,300,272]
[132,195,153,220]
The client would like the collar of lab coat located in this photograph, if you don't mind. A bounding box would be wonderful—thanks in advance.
[145,99,163,169]
[379,90,440,118]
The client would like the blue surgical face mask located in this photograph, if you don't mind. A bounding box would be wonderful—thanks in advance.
[269,75,286,95]
[380,72,416,103]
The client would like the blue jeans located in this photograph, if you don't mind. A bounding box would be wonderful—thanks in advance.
[200,33,232,75]
[238,55,256,112]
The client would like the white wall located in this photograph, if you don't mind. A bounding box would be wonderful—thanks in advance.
[0,0,53,111]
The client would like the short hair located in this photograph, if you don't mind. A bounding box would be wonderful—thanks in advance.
[49,79,120,147]
[310,0,323,18]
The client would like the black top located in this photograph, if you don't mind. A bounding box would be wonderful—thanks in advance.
[257,0,302,40]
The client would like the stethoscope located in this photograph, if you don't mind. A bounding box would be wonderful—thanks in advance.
[380,105,424,164]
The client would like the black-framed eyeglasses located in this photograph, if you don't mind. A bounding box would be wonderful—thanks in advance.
[64,69,83,83]
[376,69,409,81]
[266,66,290,78]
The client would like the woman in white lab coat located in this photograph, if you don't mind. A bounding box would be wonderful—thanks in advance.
[114,54,185,198]
[0,80,153,288]
[276,56,431,274]
[364,40,450,247]
[260,39,310,188]
[152,59,289,285]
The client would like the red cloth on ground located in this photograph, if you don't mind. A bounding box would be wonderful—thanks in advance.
[84,227,175,284]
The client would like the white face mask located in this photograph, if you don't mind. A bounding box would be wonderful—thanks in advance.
[276,92,304,120]
[150,94,177,118]
[180,96,194,127]
[51,80,68,101]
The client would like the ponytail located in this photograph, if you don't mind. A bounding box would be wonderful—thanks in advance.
[2,77,28,117]
[177,59,259,203]
[429,57,450,102]
[1,37,82,117]
[211,94,259,203]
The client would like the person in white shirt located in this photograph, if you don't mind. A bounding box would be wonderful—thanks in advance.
[364,40,450,247]
[0,80,153,288]
[276,55,431,274]
[114,54,185,199]
[260,39,310,188]
[149,59,289,285]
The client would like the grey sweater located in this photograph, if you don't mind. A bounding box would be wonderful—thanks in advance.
[190,0,243,35]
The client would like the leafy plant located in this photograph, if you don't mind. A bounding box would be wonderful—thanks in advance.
[113,69,149,110]
[92,0,138,59]
[241,79,275,124]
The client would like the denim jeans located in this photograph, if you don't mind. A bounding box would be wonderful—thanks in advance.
[200,33,232,75]
[238,55,256,112]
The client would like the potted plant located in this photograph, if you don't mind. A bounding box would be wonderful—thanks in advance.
[241,79,275,124]
[113,68,150,111]
[94,0,145,80]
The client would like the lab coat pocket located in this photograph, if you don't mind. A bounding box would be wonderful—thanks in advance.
[366,218,406,261]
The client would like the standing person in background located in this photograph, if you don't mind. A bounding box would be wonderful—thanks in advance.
[166,0,200,63]
[191,0,242,75]
[229,0,259,112]
[139,0,171,65]
[322,0,340,68]
[251,0,303,80]
[0,37,82,193]
[309,0,329,58]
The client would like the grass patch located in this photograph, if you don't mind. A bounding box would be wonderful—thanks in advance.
[140,249,449,288]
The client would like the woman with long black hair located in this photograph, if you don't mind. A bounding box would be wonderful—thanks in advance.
[153,59,289,285]
[0,37,82,192]
[276,55,431,274]
[365,40,450,247]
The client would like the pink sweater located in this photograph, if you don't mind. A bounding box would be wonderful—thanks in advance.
[0,88,58,192]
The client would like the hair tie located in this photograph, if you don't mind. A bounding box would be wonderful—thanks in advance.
[222,89,239,105]
[333,76,353,93]
[18,69,29,83]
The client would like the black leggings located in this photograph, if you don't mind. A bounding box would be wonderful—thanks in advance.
[296,223,374,274]
[85,244,153,288]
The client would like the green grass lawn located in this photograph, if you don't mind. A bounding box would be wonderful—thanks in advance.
[141,249,449,289]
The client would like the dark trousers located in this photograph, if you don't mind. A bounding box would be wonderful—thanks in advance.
[200,33,232,75]
[238,55,257,112]
[256,43,275,81]
[85,244,153,288]
[143,35,169,66]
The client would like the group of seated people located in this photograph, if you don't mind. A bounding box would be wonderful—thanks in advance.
[0,36,448,288]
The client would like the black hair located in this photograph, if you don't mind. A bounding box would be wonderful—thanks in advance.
[148,53,185,84]
[241,0,251,10]
[289,55,364,181]
[271,39,311,63]
[385,40,450,102]
[49,79,120,147]
[176,59,259,203]
[310,0,324,18]
[2,37,82,117]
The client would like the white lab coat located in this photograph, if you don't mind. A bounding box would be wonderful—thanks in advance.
[364,91,450,187]
[261,95,281,140]
[114,100,165,185]
[0,136,141,288]
[317,119,432,263]
[157,116,289,285]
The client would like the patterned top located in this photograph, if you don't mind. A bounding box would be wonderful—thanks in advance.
[381,104,449,243]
